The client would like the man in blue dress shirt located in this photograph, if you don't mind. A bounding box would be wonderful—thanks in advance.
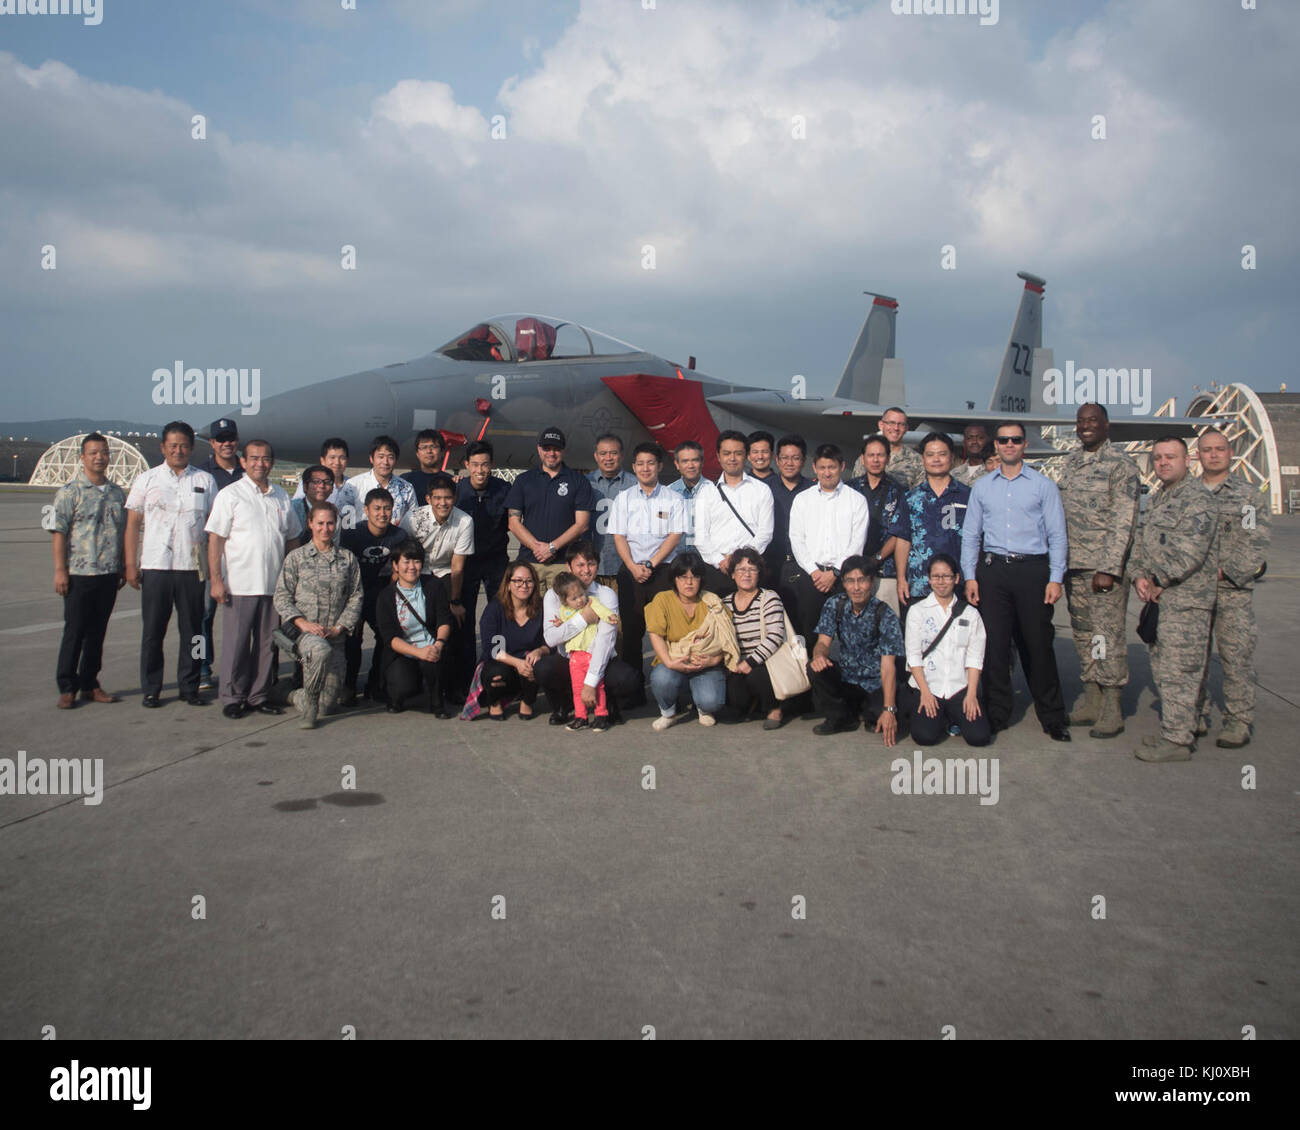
[960,420,1071,742]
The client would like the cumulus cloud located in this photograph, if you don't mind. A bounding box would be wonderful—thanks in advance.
[0,0,1294,423]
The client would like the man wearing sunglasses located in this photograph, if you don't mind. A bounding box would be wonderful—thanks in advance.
[960,421,1070,742]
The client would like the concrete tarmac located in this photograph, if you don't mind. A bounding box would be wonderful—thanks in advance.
[1,486,1295,1039]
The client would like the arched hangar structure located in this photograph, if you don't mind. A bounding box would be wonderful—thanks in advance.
[29,434,150,491]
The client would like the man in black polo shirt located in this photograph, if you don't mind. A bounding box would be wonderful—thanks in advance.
[340,487,405,704]
[400,429,446,505]
[197,417,244,691]
[505,427,595,591]
[455,439,512,675]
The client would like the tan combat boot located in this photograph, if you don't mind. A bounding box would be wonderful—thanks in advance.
[1089,686,1124,739]
[1216,720,1251,749]
[1068,682,1100,726]
[1135,734,1192,762]
[292,689,319,730]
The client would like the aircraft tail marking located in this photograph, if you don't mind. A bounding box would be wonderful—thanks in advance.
[833,293,898,402]
[988,271,1046,414]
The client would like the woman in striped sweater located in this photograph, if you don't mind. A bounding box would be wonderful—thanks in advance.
[723,546,789,730]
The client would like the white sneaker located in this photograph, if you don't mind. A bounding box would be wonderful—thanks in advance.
[652,712,685,732]
[697,711,716,726]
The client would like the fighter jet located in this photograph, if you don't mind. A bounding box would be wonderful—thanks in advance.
[214,271,1206,476]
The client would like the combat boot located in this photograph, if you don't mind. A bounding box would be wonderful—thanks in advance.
[1135,734,1192,762]
[1068,682,1100,726]
[319,670,342,717]
[1089,686,1125,739]
[293,689,319,730]
[1216,720,1251,748]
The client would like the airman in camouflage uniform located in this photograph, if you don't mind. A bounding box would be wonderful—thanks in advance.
[50,434,127,707]
[1128,437,1217,762]
[273,502,362,728]
[1058,404,1141,738]
[1194,429,1271,748]
[878,407,926,490]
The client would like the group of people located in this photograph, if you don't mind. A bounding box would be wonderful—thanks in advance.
[49,402,1268,760]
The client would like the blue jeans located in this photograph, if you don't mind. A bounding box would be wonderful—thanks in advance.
[649,664,726,716]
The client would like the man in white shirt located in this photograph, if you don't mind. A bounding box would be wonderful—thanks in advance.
[401,472,474,698]
[609,441,686,690]
[693,430,774,597]
[347,435,417,526]
[206,439,303,718]
[905,552,990,746]
[786,442,870,643]
[292,437,361,531]
[124,421,219,707]
[533,541,644,729]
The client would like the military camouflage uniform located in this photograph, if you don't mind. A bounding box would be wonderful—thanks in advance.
[885,445,925,491]
[1059,441,1141,686]
[1196,476,1271,734]
[1129,474,1217,747]
[274,543,363,714]
[951,462,987,488]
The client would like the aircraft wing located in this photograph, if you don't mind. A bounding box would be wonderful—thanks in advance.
[706,390,1219,450]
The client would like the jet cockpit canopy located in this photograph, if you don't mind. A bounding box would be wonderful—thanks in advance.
[438,314,643,363]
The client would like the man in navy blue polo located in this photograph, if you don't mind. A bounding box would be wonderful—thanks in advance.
[505,427,596,591]
[197,418,244,691]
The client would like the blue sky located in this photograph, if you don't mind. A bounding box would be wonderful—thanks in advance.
[1,0,1293,424]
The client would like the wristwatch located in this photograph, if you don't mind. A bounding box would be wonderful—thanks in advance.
[639,560,653,570]
[882,705,898,714]
[548,542,556,554]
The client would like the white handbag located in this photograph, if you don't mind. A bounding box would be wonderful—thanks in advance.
[764,610,811,700]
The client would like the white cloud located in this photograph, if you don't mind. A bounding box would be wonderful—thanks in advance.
[0,0,1296,424]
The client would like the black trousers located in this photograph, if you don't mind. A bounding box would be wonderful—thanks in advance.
[459,553,508,674]
[56,573,119,694]
[700,563,737,598]
[780,560,842,646]
[809,662,888,725]
[910,690,991,747]
[481,659,540,706]
[616,562,674,681]
[140,569,205,697]
[384,651,450,709]
[534,653,642,717]
[344,598,385,694]
[726,663,777,715]
[975,556,1065,728]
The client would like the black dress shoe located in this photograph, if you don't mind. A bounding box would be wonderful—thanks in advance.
[386,702,405,714]
[251,703,283,715]
[183,692,208,706]
[517,709,537,722]
[223,702,247,719]
[1045,724,1072,742]
[813,718,858,736]
[141,694,162,709]
[548,710,572,726]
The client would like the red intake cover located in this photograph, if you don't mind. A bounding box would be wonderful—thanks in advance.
[602,374,722,479]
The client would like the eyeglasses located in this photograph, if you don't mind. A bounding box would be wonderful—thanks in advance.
[994,436,1025,445]
[509,578,534,586]
[930,573,956,581]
